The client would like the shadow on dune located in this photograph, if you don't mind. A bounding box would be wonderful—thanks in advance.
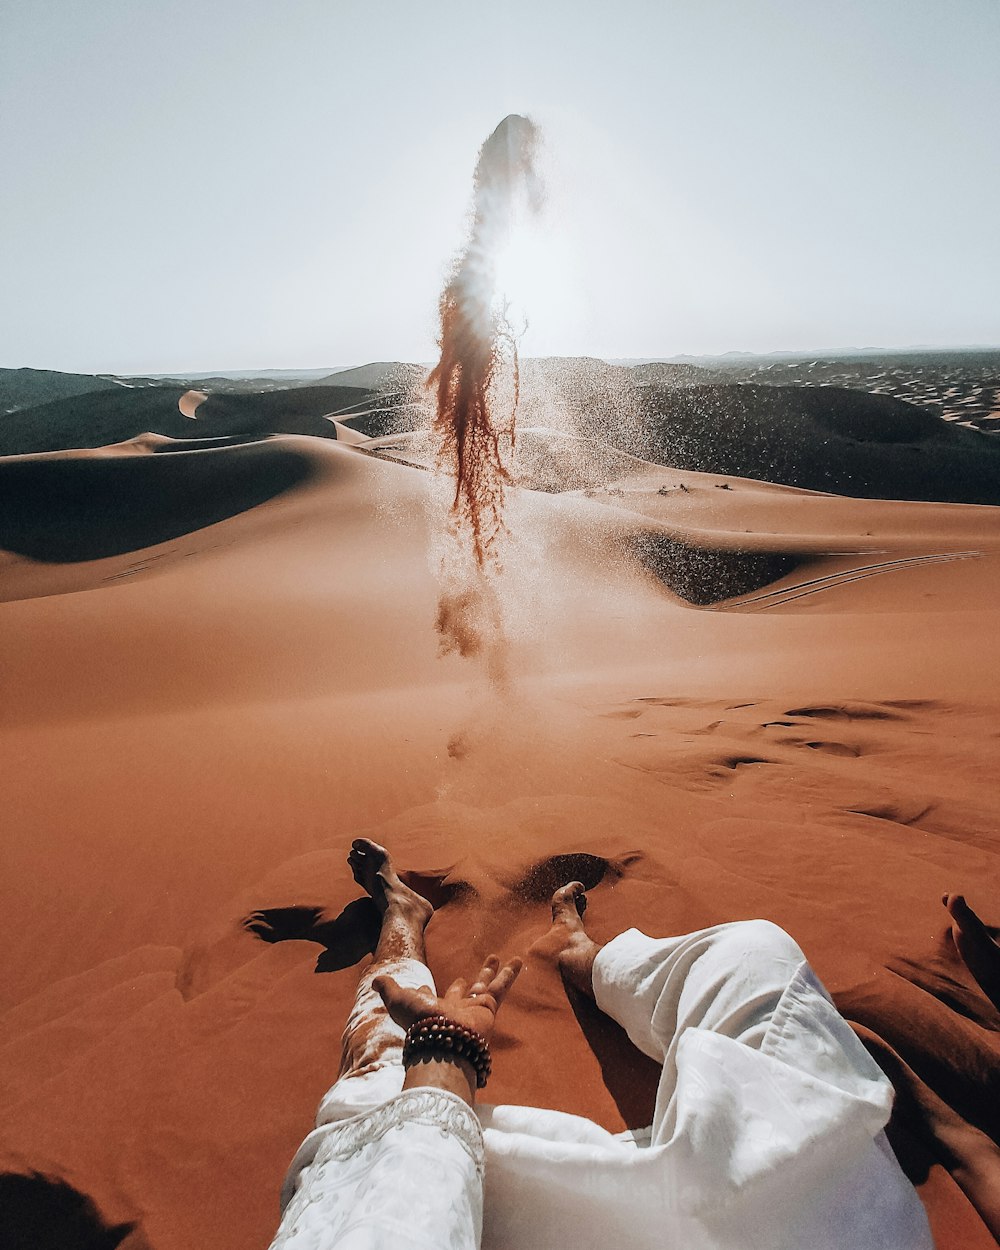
[631,532,803,606]
[237,863,477,978]
[563,984,662,1130]
[0,440,315,562]
[243,898,381,974]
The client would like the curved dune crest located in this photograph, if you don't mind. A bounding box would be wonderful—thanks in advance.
[178,389,207,419]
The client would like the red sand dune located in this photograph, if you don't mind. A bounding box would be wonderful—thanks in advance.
[2,426,1000,1247]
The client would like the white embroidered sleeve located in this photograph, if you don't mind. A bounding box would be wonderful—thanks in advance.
[271,1088,485,1250]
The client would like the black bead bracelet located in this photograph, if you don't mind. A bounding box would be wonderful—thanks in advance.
[402,1014,492,1089]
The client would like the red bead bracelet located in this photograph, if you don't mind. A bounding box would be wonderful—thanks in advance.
[402,1014,492,1089]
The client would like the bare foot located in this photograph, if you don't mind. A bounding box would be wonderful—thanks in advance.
[548,881,602,997]
[943,893,1000,1011]
[349,839,433,928]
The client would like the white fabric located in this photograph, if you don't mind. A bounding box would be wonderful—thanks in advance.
[273,1087,483,1250]
[270,956,484,1250]
[270,923,933,1250]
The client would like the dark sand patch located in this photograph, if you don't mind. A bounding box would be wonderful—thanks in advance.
[631,531,803,605]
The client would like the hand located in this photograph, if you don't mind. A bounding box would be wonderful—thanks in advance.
[373,953,523,1043]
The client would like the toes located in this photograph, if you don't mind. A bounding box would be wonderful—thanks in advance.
[349,839,394,893]
[945,893,989,938]
[943,892,965,916]
[351,837,387,860]
[551,881,587,921]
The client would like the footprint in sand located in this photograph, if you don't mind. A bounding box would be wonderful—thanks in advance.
[805,740,861,758]
[784,701,907,722]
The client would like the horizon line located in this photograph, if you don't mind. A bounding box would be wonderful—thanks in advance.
[5,342,1000,379]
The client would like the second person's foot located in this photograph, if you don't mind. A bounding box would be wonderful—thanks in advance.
[943,892,1000,1010]
[549,881,602,997]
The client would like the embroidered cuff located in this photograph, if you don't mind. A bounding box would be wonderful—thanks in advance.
[320,1087,485,1173]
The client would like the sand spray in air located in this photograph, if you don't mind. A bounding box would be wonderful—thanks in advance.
[430,114,543,689]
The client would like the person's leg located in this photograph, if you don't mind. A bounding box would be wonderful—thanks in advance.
[549,880,602,995]
[546,882,875,1142]
[273,845,490,1249]
[545,884,931,1250]
[549,880,803,1050]
[275,839,437,1223]
[316,838,436,1123]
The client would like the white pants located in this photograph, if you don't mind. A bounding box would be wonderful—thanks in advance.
[271,921,932,1250]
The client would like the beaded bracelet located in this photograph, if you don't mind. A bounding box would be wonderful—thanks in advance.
[402,1014,492,1089]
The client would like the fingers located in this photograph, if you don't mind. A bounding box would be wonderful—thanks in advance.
[468,955,501,997]
[488,957,523,1006]
[372,974,402,1009]
[441,953,524,1014]
[467,955,523,1005]
[944,893,996,941]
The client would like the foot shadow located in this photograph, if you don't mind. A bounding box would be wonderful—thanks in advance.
[243,897,381,973]
[563,981,662,1132]
[242,868,466,974]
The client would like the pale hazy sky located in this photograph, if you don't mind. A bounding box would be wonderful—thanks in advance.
[2,0,998,373]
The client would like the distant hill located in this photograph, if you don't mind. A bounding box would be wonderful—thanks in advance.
[136,368,345,394]
[317,362,428,391]
[0,367,124,414]
[650,347,1000,371]
[146,368,341,382]
[0,384,375,456]
[603,383,1000,505]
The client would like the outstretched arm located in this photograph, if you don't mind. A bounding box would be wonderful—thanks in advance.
[374,952,522,1104]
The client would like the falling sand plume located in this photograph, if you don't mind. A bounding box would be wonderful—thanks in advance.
[430,113,542,567]
[429,114,543,682]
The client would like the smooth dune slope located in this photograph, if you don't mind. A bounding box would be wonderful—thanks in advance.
[1,412,999,1249]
